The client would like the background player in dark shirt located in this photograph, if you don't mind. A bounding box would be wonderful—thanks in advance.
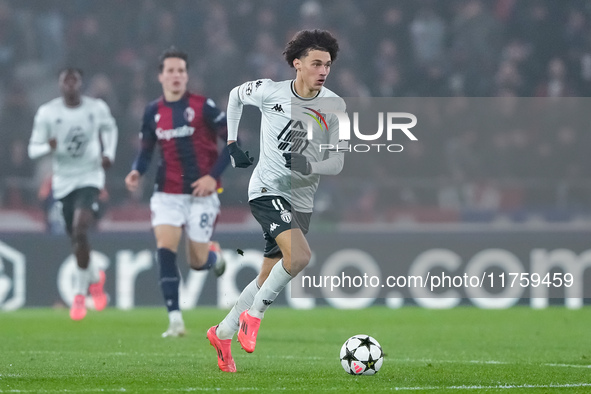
[125,47,229,337]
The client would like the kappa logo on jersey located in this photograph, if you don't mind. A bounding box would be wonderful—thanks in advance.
[154,113,161,123]
[277,120,308,152]
[304,107,328,132]
[270,223,279,232]
[255,80,263,89]
[272,104,284,113]
[155,125,195,141]
[184,107,195,122]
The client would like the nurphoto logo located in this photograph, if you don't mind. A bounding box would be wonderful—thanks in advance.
[309,110,418,153]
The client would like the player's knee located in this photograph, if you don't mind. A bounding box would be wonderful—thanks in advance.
[292,257,310,272]
[288,250,311,274]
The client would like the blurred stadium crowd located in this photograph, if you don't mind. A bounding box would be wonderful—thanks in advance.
[1,0,591,227]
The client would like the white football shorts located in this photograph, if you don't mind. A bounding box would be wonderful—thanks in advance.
[150,192,220,243]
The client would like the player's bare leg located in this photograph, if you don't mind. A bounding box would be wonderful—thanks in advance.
[154,225,186,337]
[238,230,310,352]
[187,239,226,277]
[69,208,94,320]
[72,208,93,269]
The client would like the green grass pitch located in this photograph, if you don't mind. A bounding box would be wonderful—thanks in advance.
[1,306,590,393]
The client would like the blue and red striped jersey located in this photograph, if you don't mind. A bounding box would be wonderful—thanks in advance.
[132,92,229,194]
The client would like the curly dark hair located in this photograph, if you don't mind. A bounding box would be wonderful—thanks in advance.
[158,46,189,72]
[283,29,339,67]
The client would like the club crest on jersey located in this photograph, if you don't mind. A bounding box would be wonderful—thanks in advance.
[280,209,292,223]
[184,107,195,122]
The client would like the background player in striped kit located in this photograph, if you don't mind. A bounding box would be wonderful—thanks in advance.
[28,68,118,320]
[125,47,229,337]
[207,29,345,372]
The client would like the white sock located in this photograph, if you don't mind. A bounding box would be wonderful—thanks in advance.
[169,310,183,324]
[87,259,100,284]
[249,260,292,319]
[217,278,259,340]
[76,267,90,296]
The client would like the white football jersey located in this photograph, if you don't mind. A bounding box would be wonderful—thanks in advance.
[28,96,118,199]
[234,79,345,212]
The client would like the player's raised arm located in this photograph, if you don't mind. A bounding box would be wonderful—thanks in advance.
[226,85,254,168]
[227,79,270,145]
[28,106,54,159]
[97,99,118,170]
[226,85,243,145]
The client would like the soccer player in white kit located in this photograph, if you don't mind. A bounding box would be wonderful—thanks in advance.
[28,68,118,321]
[207,29,345,372]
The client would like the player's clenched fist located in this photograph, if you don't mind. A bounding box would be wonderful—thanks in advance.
[125,170,141,192]
[283,152,311,175]
[102,156,112,170]
[228,141,254,168]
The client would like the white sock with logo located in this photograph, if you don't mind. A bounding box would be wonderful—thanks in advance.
[248,260,292,319]
[216,278,260,339]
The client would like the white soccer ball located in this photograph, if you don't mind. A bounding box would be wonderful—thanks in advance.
[339,334,383,375]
